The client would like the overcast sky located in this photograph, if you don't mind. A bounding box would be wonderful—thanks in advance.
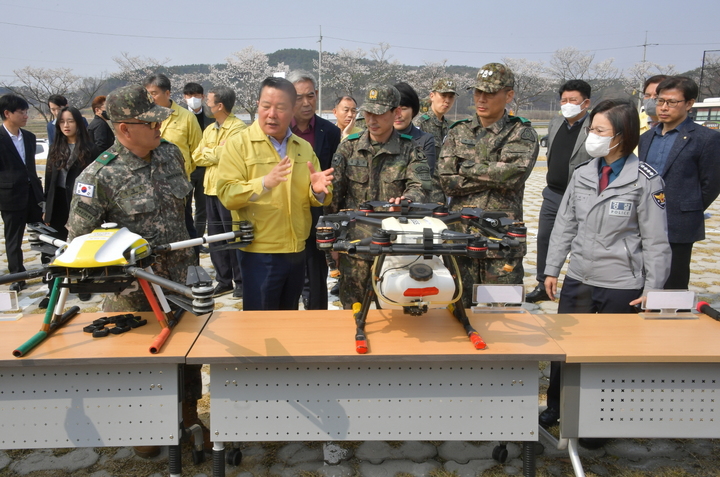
[2,0,719,80]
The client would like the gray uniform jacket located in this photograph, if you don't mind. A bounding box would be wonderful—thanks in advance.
[545,154,671,290]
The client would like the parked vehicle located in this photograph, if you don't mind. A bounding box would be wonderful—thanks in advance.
[35,138,49,161]
[691,97,720,129]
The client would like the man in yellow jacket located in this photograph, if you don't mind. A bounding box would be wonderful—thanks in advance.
[217,77,333,310]
[192,86,247,298]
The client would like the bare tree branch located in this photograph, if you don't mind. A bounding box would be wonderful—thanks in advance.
[209,47,288,121]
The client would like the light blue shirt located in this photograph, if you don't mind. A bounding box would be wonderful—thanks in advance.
[268,128,293,158]
[3,124,25,164]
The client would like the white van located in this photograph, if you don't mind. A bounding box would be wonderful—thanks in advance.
[691,97,720,129]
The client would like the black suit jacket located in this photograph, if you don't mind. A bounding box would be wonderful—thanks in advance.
[0,126,44,211]
[313,115,341,171]
[639,117,720,243]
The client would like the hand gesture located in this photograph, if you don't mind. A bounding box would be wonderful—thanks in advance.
[388,196,408,212]
[308,162,334,194]
[264,156,292,189]
[342,116,357,138]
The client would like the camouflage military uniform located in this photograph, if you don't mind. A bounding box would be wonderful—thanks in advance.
[67,85,200,406]
[414,78,457,161]
[66,85,195,313]
[67,138,194,311]
[414,111,449,162]
[329,129,434,307]
[439,111,538,307]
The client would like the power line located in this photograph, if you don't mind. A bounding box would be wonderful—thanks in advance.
[0,21,316,42]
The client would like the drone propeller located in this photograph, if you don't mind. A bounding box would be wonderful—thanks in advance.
[359,201,443,212]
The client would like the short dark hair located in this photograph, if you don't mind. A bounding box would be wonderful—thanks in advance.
[143,74,171,92]
[48,94,68,107]
[91,95,106,112]
[208,86,236,112]
[334,95,357,107]
[394,82,420,118]
[643,75,669,94]
[589,99,639,158]
[656,76,699,101]
[0,94,29,120]
[258,77,297,106]
[183,82,203,96]
[559,79,591,99]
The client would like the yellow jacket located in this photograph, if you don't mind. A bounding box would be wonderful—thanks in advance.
[191,114,247,196]
[217,121,332,254]
[160,100,202,177]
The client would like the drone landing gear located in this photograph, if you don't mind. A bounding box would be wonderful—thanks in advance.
[13,277,81,357]
[350,256,487,354]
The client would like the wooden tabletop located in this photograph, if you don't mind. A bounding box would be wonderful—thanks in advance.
[0,311,210,367]
[186,309,564,363]
[534,313,720,363]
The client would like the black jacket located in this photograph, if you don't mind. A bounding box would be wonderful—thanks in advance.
[0,126,44,211]
[44,144,99,224]
[313,115,341,170]
[639,117,720,243]
[88,115,115,152]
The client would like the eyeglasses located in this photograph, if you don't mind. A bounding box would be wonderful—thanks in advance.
[585,126,613,135]
[115,121,160,129]
[656,98,686,108]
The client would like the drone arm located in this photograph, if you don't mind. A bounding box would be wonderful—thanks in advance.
[126,267,195,300]
[0,267,48,286]
[154,230,245,252]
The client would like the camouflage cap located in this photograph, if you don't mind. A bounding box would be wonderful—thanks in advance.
[359,84,401,114]
[432,78,458,95]
[472,63,515,93]
[106,84,173,122]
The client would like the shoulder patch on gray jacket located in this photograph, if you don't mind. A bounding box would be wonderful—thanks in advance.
[638,162,659,179]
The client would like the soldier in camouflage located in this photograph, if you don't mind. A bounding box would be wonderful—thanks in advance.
[65,84,206,457]
[327,84,433,308]
[414,78,458,164]
[438,63,539,308]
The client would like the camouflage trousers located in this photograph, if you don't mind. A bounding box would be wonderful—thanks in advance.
[455,255,525,309]
[338,254,374,310]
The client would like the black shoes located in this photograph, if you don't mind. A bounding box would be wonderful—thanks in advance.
[38,295,50,309]
[78,293,92,301]
[330,282,339,296]
[213,283,234,297]
[539,406,560,427]
[9,281,26,292]
[232,284,243,299]
[526,284,550,303]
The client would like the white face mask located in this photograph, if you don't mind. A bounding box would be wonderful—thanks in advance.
[585,132,620,158]
[186,97,202,110]
[560,100,585,119]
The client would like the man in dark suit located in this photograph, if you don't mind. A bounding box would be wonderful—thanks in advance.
[527,80,593,304]
[288,70,341,309]
[0,94,44,291]
[639,76,720,290]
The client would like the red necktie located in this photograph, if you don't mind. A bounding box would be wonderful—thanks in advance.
[599,166,612,192]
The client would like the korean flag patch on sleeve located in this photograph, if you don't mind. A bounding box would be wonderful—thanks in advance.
[75,182,95,198]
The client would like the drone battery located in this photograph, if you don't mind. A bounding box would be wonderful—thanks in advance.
[92,328,109,338]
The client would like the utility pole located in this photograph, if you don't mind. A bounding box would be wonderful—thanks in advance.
[638,31,659,108]
[317,26,323,116]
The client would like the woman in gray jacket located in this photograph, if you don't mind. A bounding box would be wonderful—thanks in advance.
[539,99,671,432]
[544,99,671,311]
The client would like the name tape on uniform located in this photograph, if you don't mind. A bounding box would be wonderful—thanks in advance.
[609,200,632,217]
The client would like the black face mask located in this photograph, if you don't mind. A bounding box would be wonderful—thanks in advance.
[101,111,109,120]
